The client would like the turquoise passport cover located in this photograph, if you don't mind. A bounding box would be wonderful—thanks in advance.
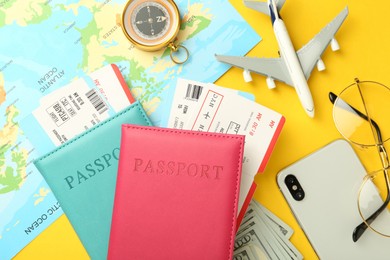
[34,102,152,260]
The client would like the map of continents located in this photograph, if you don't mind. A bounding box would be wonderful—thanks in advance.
[0,0,259,259]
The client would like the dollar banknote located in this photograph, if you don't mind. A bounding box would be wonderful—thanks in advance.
[234,200,303,260]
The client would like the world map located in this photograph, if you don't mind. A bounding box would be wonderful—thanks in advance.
[0,0,259,258]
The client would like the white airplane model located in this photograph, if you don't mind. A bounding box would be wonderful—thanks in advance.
[215,0,348,118]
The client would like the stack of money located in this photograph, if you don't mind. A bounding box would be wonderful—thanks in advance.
[234,200,303,260]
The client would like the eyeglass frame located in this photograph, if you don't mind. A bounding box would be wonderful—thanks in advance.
[329,78,390,242]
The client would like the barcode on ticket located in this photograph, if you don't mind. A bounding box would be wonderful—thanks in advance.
[85,89,108,114]
[185,84,203,101]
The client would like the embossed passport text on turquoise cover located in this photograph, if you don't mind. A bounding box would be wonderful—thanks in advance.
[34,102,152,260]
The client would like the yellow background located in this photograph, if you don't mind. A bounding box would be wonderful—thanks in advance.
[14,0,390,259]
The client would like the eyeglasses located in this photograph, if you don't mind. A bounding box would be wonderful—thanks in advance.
[329,78,390,242]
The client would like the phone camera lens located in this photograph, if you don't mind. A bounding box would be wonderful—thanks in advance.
[294,191,305,201]
[285,175,295,185]
[284,174,305,201]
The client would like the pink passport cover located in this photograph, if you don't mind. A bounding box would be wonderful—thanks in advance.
[108,125,244,260]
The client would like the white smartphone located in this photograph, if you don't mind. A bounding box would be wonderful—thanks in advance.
[277,139,390,259]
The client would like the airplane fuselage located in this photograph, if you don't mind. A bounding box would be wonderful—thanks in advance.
[273,18,315,117]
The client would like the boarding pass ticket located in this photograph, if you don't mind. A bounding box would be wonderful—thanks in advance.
[167,78,255,129]
[159,78,254,127]
[167,79,285,212]
[21,64,133,155]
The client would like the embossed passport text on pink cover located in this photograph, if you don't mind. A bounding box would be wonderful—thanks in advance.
[108,125,244,260]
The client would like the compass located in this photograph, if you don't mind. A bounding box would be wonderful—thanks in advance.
[122,0,189,64]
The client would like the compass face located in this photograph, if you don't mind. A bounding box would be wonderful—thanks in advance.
[122,0,180,51]
[132,2,170,40]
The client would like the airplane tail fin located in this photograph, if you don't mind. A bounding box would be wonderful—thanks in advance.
[243,0,286,16]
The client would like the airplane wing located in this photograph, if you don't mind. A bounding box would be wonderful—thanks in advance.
[244,0,286,15]
[297,7,349,79]
[215,55,293,86]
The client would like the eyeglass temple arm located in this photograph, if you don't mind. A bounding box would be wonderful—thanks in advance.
[329,92,390,241]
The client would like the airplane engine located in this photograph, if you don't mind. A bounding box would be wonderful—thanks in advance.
[243,69,253,83]
[317,58,326,71]
[266,77,276,89]
[331,38,340,51]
